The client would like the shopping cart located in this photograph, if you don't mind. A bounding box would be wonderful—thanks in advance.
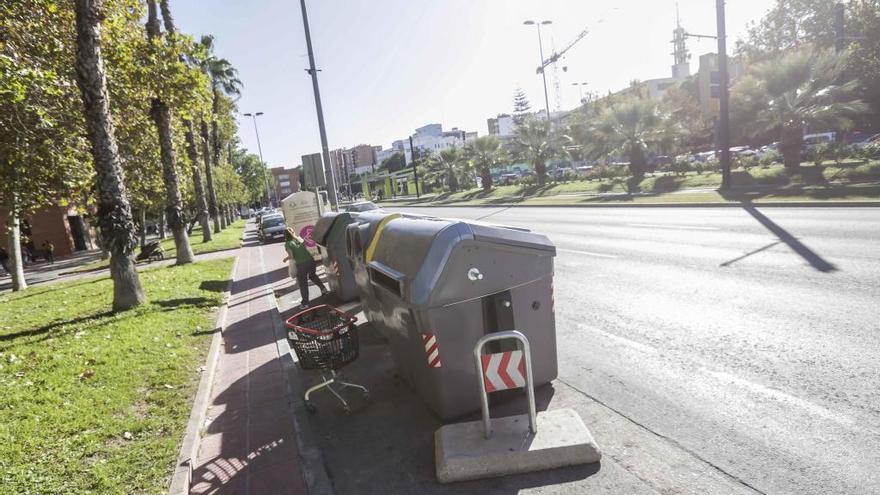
[285,304,369,414]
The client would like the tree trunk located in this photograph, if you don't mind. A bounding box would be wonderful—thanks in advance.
[158,0,212,243]
[73,0,145,311]
[6,211,27,291]
[480,167,492,192]
[219,204,228,229]
[200,120,221,234]
[781,124,803,169]
[150,98,194,264]
[139,208,146,249]
[628,145,647,178]
[146,1,193,265]
[158,210,166,239]
[185,121,211,242]
[535,158,547,186]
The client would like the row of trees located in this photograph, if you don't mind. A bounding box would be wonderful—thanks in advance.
[419,0,878,192]
[1,0,268,309]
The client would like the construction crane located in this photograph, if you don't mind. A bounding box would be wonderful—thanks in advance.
[536,27,589,75]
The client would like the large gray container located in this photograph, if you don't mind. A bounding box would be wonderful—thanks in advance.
[312,212,362,302]
[363,215,557,420]
[346,211,402,324]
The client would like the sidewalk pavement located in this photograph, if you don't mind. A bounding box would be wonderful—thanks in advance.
[272,274,763,494]
[0,249,104,293]
[189,225,308,495]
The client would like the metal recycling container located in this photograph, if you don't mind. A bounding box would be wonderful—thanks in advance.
[362,215,558,420]
[312,212,363,302]
[345,210,402,324]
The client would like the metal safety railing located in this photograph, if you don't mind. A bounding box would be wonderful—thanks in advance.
[473,330,537,439]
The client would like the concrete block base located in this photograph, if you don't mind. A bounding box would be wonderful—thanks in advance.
[435,408,601,483]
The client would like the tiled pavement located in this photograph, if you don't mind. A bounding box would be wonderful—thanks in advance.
[190,225,307,495]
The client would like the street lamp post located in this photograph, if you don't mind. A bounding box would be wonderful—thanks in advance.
[243,112,273,207]
[715,0,731,191]
[299,0,339,209]
[524,20,553,124]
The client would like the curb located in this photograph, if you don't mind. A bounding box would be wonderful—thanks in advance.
[258,247,336,495]
[380,200,880,208]
[167,251,240,494]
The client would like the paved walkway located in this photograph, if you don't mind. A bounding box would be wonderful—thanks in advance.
[190,224,307,495]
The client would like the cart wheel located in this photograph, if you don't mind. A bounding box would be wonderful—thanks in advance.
[304,401,316,414]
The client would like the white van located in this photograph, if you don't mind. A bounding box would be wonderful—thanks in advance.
[803,132,835,149]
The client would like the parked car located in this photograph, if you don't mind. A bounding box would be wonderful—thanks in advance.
[344,201,379,213]
[855,133,880,149]
[729,146,757,157]
[258,214,286,243]
[758,142,780,157]
[499,173,519,185]
[803,132,835,152]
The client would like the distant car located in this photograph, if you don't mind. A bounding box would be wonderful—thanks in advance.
[499,173,519,185]
[729,146,756,157]
[344,201,379,213]
[803,132,835,151]
[258,214,286,243]
[855,133,880,149]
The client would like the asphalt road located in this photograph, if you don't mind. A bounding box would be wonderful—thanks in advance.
[385,205,880,495]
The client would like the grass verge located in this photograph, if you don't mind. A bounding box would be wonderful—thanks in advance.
[69,219,245,274]
[0,258,234,494]
[381,162,880,207]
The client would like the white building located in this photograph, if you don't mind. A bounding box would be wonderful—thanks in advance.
[390,124,474,164]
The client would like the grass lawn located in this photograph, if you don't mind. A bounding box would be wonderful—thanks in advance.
[0,258,233,494]
[162,219,245,258]
[382,161,880,207]
[69,219,245,274]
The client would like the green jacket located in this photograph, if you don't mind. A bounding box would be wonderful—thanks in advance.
[285,238,313,265]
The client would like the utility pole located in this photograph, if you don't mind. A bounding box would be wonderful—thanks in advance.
[243,112,272,207]
[524,20,553,124]
[299,0,338,209]
[716,0,731,191]
[409,135,420,199]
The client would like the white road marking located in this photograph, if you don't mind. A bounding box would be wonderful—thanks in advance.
[628,223,720,231]
[557,248,618,259]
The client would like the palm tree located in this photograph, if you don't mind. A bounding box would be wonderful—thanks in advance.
[512,117,563,186]
[589,98,671,178]
[465,136,502,192]
[197,35,241,232]
[145,0,194,265]
[73,0,145,311]
[428,148,463,192]
[731,48,867,169]
[159,0,211,242]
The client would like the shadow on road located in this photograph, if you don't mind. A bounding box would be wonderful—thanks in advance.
[719,241,782,267]
[741,204,837,272]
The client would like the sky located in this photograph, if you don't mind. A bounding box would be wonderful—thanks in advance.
[171,0,774,168]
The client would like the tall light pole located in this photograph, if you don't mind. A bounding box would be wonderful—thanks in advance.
[299,0,338,209]
[243,112,273,206]
[524,20,553,124]
[715,0,731,191]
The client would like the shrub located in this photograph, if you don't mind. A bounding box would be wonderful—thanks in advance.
[733,155,759,170]
[759,151,780,167]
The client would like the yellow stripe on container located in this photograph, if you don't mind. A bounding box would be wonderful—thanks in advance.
[365,213,401,262]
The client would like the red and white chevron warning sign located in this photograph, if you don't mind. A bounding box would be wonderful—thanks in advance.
[423,333,442,368]
[480,350,526,393]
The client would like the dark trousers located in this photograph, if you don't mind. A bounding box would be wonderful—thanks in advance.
[46,251,54,264]
[295,259,326,305]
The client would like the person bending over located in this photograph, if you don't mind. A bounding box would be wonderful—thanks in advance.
[282,228,327,309]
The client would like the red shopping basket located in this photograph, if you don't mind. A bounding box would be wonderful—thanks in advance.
[285,305,359,370]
